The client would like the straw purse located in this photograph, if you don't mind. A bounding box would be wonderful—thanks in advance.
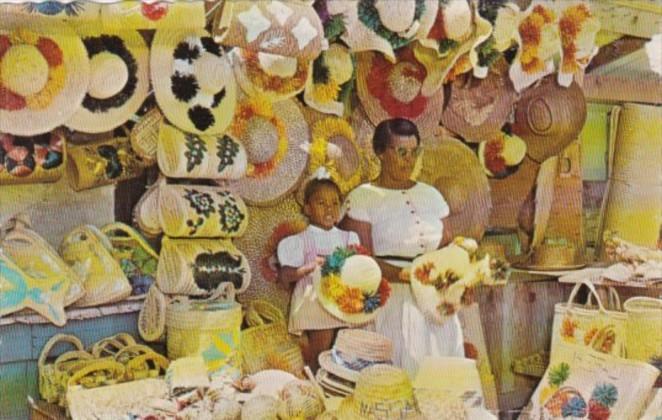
[0,213,84,311]
[67,131,146,191]
[130,107,163,165]
[624,297,662,364]
[100,222,159,297]
[39,334,89,405]
[0,130,66,185]
[165,284,242,374]
[133,177,164,238]
[157,237,251,296]
[138,285,168,343]
[241,300,304,378]
[60,225,132,307]
[157,184,248,239]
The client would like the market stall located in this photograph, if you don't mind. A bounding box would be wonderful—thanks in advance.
[1,1,660,419]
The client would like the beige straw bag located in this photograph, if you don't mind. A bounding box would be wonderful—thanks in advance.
[133,177,165,238]
[624,297,662,364]
[156,237,251,296]
[38,334,88,405]
[241,300,305,377]
[157,184,248,239]
[138,285,168,343]
[130,107,163,165]
[59,225,132,307]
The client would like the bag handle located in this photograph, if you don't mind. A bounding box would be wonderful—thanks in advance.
[124,353,170,381]
[586,286,622,311]
[566,281,607,313]
[100,222,159,260]
[67,360,126,388]
[38,334,85,369]
[245,300,285,327]
[114,344,157,364]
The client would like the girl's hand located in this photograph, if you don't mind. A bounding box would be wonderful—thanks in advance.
[398,267,411,283]
[300,260,319,276]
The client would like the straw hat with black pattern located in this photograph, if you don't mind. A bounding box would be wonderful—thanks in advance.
[225,94,309,206]
[0,16,89,136]
[356,45,445,139]
[151,28,237,135]
[66,29,149,133]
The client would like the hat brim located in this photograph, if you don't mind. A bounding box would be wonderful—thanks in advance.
[226,97,309,206]
[151,28,237,135]
[0,16,90,136]
[312,268,381,325]
[66,29,150,133]
[318,351,361,383]
[101,1,206,30]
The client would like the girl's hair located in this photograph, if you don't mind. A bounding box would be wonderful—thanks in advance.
[372,118,421,155]
[303,178,342,204]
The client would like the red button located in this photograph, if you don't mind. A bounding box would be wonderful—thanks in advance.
[410,210,415,214]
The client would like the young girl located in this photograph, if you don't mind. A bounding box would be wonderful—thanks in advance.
[277,176,360,372]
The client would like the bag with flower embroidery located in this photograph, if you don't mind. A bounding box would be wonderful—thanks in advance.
[550,281,627,359]
[157,184,248,239]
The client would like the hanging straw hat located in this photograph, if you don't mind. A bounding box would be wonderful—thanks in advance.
[231,48,312,102]
[318,329,393,383]
[356,45,445,139]
[413,1,493,96]
[212,0,325,60]
[100,1,206,30]
[556,3,599,87]
[440,61,518,143]
[151,28,237,135]
[327,0,438,61]
[477,132,527,178]
[66,29,150,133]
[226,95,309,206]
[0,16,90,136]
[303,43,355,117]
[349,105,381,183]
[0,2,100,20]
[336,365,425,420]
[512,75,587,164]
[416,138,491,241]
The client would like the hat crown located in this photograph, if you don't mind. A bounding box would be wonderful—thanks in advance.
[339,255,381,294]
[388,62,422,103]
[88,52,128,99]
[194,53,226,92]
[1,45,49,96]
[258,52,298,78]
[334,329,393,362]
[245,117,279,163]
[443,0,473,41]
[375,0,417,33]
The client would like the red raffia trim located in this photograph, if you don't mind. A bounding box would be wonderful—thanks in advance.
[427,7,448,40]
[0,35,11,59]
[0,86,26,110]
[36,37,63,67]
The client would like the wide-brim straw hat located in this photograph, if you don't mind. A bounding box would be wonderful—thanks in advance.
[151,28,237,135]
[327,0,439,62]
[226,95,309,206]
[66,28,150,133]
[356,46,445,139]
[440,60,518,143]
[349,105,381,183]
[316,368,354,397]
[100,1,206,30]
[336,365,425,420]
[512,75,587,164]
[233,197,307,314]
[520,239,587,271]
[415,137,491,241]
[212,0,325,61]
[231,48,312,102]
[0,16,90,136]
[303,43,355,117]
[0,2,100,20]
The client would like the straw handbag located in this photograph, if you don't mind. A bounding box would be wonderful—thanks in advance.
[60,225,132,307]
[130,107,163,165]
[0,130,66,185]
[157,237,251,296]
[101,222,159,297]
[550,281,627,359]
[165,284,242,375]
[39,334,89,405]
[624,297,662,364]
[157,184,248,239]
[66,132,146,191]
[138,285,168,343]
[241,300,304,377]
[133,176,164,238]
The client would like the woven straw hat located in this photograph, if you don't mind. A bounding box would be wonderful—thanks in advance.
[151,28,237,135]
[416,138,491,240]
[226,95,309,206]
[65,29,149,133]
[0,2,100,20]
[337,365,424,420]
[512,75,587,164]
[241,394,282,420]
[0,16,90,136]
[213,0,325,60]
[231,48,312,102]
[327,0,438,61]
[303,43,355,117]
[356,46,445,139]
[100,1,206,30]
[318,329,393,383]
[440,62,518,143]
[278,379,325,419]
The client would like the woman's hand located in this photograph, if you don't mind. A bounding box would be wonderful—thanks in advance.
[398,267,411,283]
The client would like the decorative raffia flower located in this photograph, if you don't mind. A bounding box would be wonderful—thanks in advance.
[414,261,435,284]
[338,287,364,314]
[322,273,347,300]
[242,49,309,96]
[518,5,556,74]
[559,4,592,73]
[561,317,578,339]
[378,278,391,306]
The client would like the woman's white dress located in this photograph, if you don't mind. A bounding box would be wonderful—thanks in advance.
[342,183,464,376]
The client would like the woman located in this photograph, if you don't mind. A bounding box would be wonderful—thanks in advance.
[339,118,464,376]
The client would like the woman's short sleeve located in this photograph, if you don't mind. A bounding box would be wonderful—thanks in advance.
[277,234,304,268]
[422,184,450,219]
[341,185,371,222]
[348,231,360,247]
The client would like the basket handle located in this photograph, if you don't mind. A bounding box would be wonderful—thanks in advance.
[245,300,285,327]
[38,334,85,369]
[90,333,136,358]
[566,281,606,313]
[67,360,126,388]
[114,344,157,364]
[100,222,159,260]
[586,286,622,311]
[124,353,170,381]
[206,281,236,303]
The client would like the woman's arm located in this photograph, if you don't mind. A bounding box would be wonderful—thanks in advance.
[338,216,373,254]
[439,216,453,248]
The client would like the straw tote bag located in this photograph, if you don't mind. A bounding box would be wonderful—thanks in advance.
[519,341,659,420]
[157,184,248,239]
[0,129,66,185]
[624,297,662,365]
[39,334,89,405]
[550,281,627,359]
[60,225,132,307]
[156,237,251,296]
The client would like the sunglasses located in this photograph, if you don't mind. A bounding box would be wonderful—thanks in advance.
[389,146,422,158]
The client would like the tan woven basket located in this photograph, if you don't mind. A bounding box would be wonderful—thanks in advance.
[241,300,304,378]
[138,285,167,343]
[38,334,87,405]
[624,297,662,363]
[130,107,163,165]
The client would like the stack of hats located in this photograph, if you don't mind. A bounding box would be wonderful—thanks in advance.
[316,329,393,397]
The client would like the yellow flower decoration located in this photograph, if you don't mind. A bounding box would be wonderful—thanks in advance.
[310,80,341,105]
[309,117,362,194]
[322,273,347,300]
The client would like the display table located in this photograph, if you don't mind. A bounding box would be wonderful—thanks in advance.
[0,301,142,420]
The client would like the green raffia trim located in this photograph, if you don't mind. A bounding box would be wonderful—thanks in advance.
[438,38,459,56]
[477,35,501,68]
[312,53,331,85]
[325,14,347,42]
[358,0,426,50]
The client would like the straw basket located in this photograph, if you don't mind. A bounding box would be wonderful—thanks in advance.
[624,297,662,363]
[130,107,163,165]
[241,300,304,377]
[38,334,87,405]
[165,286,242,374]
